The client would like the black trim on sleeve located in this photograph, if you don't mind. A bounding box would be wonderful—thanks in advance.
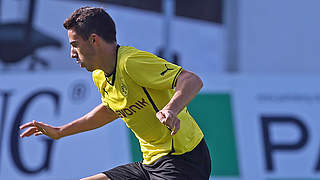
[171,68,183,89]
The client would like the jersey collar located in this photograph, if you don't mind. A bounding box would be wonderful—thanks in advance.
[105,44,120,86]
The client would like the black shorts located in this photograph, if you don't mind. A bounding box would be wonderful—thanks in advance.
[102,138,211,180]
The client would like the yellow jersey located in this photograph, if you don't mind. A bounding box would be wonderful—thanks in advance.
[92,45,203,165]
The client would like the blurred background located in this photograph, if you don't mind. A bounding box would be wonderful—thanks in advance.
[0,0,319,179]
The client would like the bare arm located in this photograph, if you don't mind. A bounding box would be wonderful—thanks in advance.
[156,70,203,135]
[164,70,203,114]
[20,103,118,139]
[58,103,118,138]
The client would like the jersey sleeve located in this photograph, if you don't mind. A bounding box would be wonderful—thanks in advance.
[124,50,183,89]
[101,97,109,108]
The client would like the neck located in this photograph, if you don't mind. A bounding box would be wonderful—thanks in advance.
[99,42,117,75]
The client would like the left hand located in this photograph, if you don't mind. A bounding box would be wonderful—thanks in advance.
[20,120,61,140]
[156,109,180,136]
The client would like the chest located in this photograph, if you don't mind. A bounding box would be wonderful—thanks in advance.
[101,73,150,116]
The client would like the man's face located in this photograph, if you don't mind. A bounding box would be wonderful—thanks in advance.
[67,29,97,72]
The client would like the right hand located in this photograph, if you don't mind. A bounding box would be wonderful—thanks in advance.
[156,109,180,136]
[20,120,61,140]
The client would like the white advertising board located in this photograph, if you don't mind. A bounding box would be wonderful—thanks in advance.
[200,74,320,180]
[0,72,130,180]
[2,72,320,180]
[233,75,320,179]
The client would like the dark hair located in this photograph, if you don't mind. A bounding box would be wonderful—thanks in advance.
[63,6,116,43]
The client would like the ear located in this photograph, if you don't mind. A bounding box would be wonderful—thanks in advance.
[89,34,97,45]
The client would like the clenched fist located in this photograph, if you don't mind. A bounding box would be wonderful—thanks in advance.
[156,109,180,136]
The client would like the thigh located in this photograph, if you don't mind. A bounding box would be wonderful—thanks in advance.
[143,157,191,180]
[143,139,211,180]
[102,162,149,180]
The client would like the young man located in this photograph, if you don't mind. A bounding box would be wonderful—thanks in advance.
[19,7,211,180]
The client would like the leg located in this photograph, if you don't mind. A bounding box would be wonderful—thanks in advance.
[80,173,110,180]
[102,162,149,180]
[143,138,211,180]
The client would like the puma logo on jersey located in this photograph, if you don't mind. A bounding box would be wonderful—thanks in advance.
[115,98,149,118]
[160,64,174,76]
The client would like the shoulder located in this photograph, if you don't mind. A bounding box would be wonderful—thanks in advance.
[118,46,137,71]
[92,69,104,79]
[120,46,157,61]
[122,47,162,69]
[92,69,105,86]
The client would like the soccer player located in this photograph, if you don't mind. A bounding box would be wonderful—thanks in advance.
[19,6,211,180]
